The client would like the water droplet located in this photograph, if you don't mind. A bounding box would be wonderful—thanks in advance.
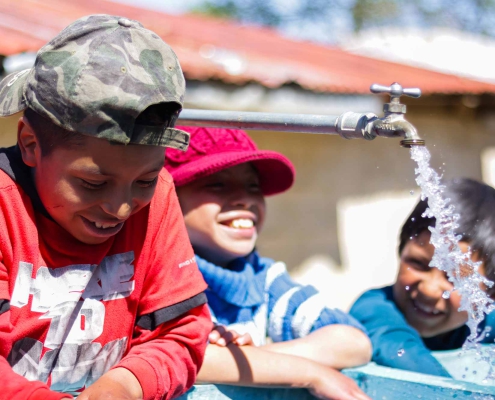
[465,367,469,371]
[473,370,477,375]
[410,190,415,195]
[411,217,415,221]
[397,348,405,357]
[442,291,451,299]
[405,286,410,291]
[462,374,466,379]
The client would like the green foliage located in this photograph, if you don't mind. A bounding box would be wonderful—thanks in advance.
[191,0,495,39]
[191,1,238,19]
[352,0,399,32]
[191,0,283,26]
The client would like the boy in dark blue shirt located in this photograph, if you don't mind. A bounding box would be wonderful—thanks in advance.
[350,178,495,377]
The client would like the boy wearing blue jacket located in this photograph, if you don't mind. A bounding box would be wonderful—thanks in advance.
[165,126,371,400]
[350,178,495,377]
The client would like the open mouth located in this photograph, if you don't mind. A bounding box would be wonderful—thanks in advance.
[81,216,125,237]
[222,218,255,229]
[92,221,120,229]
[412,299,444,317]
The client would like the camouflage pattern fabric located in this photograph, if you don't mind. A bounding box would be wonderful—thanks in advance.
[0,14,189,150]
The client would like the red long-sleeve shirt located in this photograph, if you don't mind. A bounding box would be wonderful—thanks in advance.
[0,155,210,400]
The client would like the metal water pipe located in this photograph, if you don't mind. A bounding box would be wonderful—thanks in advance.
[177,82,425,147]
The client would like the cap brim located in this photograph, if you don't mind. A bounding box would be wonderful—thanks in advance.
[170,150,295,196]
[159,127,190,151]
[0,69,30,117]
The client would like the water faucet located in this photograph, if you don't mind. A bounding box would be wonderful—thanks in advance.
[366,82,425,147]
[177,81,425,147]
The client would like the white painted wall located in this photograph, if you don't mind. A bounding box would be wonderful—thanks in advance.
[292,190,419,311]
[481,147,495,187]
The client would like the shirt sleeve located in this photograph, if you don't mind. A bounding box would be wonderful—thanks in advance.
[138,171,207,315]
[116,172,211,400]
[114,303,212,400]
[265,261,365,342]
[349,287,451,377]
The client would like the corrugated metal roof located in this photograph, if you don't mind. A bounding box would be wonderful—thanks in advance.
[1,0,495,95]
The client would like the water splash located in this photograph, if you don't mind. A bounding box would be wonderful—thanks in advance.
[410,146,495,377]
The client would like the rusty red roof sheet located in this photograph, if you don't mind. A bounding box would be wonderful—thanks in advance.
[1,0,495,95]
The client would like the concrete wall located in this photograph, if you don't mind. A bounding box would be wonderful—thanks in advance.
[0,112,20,147]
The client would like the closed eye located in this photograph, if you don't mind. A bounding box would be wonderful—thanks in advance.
[249,182,261,192]
[80,179,106,190]
[137,177,158,188]
[205,182,225,190]
[405,257,430,272]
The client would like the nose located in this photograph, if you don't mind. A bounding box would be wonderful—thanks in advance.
[101,188,133,220]
[229,186,259,208]
[417,270,451,301]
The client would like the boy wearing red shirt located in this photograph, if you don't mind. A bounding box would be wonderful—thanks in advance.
[0,15,210,400]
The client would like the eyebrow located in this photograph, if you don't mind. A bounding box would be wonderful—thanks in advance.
[77,166,106,176]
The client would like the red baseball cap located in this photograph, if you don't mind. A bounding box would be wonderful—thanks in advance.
[164,126,295,196]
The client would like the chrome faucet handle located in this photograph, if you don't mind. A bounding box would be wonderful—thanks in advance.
[370,83,421,101]
[370,82,421,115]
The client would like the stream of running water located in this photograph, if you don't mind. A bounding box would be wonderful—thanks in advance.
[410,146,495,380]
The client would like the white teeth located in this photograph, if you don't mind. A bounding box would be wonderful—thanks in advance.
[416,302,441,315]
[93,221,119,229]
[230,219,254,229]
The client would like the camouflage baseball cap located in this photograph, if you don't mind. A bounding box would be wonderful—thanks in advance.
[0,14,189,150]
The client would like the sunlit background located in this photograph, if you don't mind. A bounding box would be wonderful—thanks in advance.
[2,0,495,311]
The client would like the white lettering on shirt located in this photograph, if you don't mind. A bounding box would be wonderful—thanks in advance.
[179,256,196,268]
[8,251,135,392]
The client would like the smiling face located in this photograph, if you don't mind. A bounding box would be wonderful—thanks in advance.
[393,230,484,338]
[176,163,266,267]
[18,118,165,245]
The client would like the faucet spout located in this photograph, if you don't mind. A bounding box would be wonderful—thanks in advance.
[365,114,425,148]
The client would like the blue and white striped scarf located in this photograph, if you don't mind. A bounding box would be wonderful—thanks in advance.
[196,251,365,346]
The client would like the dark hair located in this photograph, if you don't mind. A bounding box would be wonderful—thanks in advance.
[24,107,84,156]
[399,178,495,294]
[24,102,182,156]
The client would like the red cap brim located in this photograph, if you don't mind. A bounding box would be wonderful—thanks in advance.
[171,150,295,196]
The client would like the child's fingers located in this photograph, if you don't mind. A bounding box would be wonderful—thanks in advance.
[208,329,221,343]
[234,333,254,346]
[210,325,239,346]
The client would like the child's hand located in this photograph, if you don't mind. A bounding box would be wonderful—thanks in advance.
[77,368,143,400]
[209,325,254,346]
[309,366,370,400]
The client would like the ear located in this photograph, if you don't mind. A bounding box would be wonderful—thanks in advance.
[17,117,40,167]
